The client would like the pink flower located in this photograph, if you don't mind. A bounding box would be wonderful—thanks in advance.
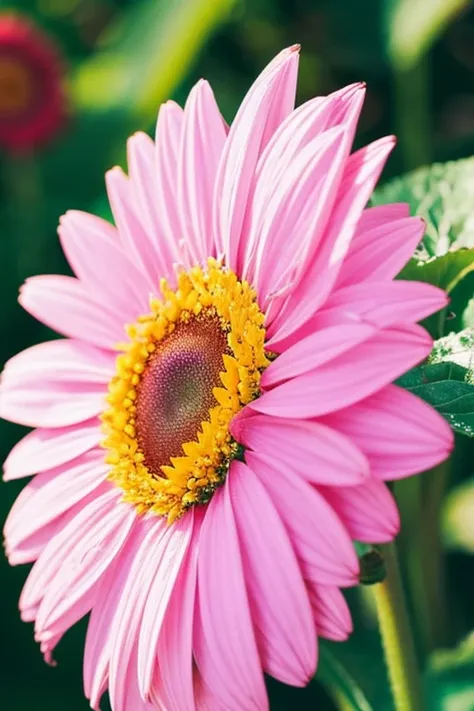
[1,46,452,710]
[0,13,67,152]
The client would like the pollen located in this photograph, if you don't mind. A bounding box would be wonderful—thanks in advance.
[102,259,270,523]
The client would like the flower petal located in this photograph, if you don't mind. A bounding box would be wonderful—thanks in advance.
[320,478,400,543]
[194,484,267,711]
[322,384,454,480]
[229,461,316,686]
[323,280,448,329]
[215,45,299,267]
[3,418,101,481]
[308,585,352,641]
[151,525,199,711]
[59,210,149,320]
[232,413,369,486]
[4,450,108,564]
[268,136,396,347]
[108,519,168,711]
[137,514,194,700]
[336,215,425,287]
[154,100,185,273]
[253,324,433,419]
[262,322,376,385]
[178,80,227,262]
[106,166,162,290]
[34,489,134,654]
[247,451,359,586]
[0,340,111,427]
[19,275,124,350]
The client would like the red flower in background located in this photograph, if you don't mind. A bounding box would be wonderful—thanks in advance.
[0,13,67,152]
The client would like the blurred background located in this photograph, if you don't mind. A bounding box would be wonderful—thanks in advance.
[1,0,474,709]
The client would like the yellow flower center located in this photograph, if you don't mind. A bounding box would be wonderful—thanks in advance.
[102,259,270,523]
[0,57,34,115]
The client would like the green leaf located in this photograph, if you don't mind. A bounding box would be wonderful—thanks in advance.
[385,0,471,70]
[373,158,474,336]
[73,0,237,129]
[398,360,474,437]
[425,634,474,710]
[373,157,474,257]
[442,479,474,553]
[317,644,375,711]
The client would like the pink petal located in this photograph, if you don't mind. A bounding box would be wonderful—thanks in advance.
[108,519,169,711]
[322,384,454,480]
[268,136,396,347]
[59,210,150,321]
[323,280,448,328]
[262,322,376,385]
[320,478,400,543]
[19,275,124,350]
[127,132,176,281]
[355,203,410,231]
[34,489,134,651]
[154,101,185,273]
[105,167,161,290]
[250,126,349,301]
[178,80,227,262]
[194,485,267,711]
[229,461,316,686]
[252,324,433,419]
[248,90,366,304]
[4,450,108,562]
[247,451,359,586]
[151,523,200,711]
[138,514,194,700]
[232,413,369,486]
[0,340,110,427]
[241,84,365,282]
[84,527,144,710]
[3,418,101,481]
[19,492,111,623]
[336,215,425,287]
[308,585,352,641]
[214,45,299,267]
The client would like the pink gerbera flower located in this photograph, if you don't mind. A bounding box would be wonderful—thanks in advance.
[1,46,452,710]
[0,13,67,152]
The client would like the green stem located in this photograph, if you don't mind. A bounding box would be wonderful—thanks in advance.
[371,543,425,711]
[393,55,431,171]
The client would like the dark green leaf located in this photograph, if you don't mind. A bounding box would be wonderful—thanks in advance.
[398,360,474,437]
[317,644,375,711]
[425,634,474,710]
[373,158,474,336]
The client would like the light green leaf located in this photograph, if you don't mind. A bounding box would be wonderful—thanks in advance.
[317,644,375,711]
[430,329,474,373]
[398,361,474,437]
[386,0,471,70]
[73,0,236,127]
[373,158,474,336]
[443,480,474,552]
[426,634,474,710]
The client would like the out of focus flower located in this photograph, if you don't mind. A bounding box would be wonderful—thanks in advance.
[1,46,453,710]
[0,13,67,152]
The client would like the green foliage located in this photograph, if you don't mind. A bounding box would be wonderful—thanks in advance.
[398,360,474,438]
[373,158,474,337]
[426,635,474,710]
[385,0,472,70]
[317,645,375,711]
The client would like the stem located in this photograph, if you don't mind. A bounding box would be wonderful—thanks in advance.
[393,55,431,172]
[371,544,425,711]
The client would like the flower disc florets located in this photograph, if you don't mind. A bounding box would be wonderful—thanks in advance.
[102,259,271,522]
